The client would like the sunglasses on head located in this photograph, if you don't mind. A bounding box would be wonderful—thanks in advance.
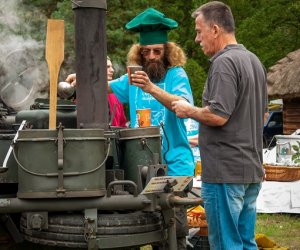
[140,48,164,56]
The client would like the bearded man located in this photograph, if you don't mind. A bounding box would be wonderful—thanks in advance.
[109,8,195,249]
[109,8,195,179]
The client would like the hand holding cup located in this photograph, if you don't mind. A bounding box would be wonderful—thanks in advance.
[127,65,143,84]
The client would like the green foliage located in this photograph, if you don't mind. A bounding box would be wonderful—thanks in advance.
[291,141,300,164]
[236,0,300,68]
[223,0,263,27]
[22,0,61,17]
[10,0,300,103]
[51,0,75,74]
[5,1,48,42]
[256,213,300,249]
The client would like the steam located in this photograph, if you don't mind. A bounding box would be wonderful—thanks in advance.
[0,0,49,111]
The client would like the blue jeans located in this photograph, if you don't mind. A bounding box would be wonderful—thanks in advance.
[201,182,261,250]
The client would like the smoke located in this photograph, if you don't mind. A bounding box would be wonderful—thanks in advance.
[0,0,49,111]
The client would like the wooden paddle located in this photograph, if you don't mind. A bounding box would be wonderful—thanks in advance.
[45,19,64,129]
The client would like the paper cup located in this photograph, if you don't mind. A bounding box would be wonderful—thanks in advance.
[127,65,143,84]
[136,108,151,127]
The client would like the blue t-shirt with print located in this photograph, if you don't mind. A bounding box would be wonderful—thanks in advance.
[110,67,195,176]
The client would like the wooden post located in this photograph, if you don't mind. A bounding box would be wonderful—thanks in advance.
[73,3,108,129]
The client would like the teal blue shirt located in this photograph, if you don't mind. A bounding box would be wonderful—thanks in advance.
[110,67,194,176]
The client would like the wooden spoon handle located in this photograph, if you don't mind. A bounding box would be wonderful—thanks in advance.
[45,19,64,129]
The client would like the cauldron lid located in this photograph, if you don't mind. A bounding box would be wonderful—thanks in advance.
[118,126,161,140]
[0,49,48,111]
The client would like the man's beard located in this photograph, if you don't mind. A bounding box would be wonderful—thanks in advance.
[143,59,167,83]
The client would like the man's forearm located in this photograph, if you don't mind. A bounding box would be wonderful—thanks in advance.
[188,106,227,126]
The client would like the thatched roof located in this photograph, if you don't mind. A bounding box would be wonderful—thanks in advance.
[267,48,300,99]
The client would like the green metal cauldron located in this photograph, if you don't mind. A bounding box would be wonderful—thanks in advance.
[14,128,107,199]
[118,127,162,189]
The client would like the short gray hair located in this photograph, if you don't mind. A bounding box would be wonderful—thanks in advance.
[192,1,235,33]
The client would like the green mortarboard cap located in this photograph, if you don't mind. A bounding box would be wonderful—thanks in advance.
[125,8,178,45]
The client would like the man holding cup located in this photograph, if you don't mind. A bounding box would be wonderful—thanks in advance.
[109,8,195,249]
[109,8,194,177]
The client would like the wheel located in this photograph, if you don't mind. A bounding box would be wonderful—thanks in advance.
[20,211,163,249]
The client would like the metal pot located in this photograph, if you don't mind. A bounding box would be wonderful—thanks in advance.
[57,81,75,99]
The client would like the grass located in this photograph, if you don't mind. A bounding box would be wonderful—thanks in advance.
[141,213,300,250]
[256,213,300,250]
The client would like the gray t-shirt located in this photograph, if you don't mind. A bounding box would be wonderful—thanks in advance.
[199,44,268,183]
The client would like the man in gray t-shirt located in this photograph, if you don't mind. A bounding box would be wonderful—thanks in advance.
[201,44,267,183]
[171,1,267,250]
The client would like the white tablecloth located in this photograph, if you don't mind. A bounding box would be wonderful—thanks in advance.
[256,180,300,213]
[193,179,300,214]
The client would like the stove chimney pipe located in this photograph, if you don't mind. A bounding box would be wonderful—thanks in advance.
[72,0,108,129]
